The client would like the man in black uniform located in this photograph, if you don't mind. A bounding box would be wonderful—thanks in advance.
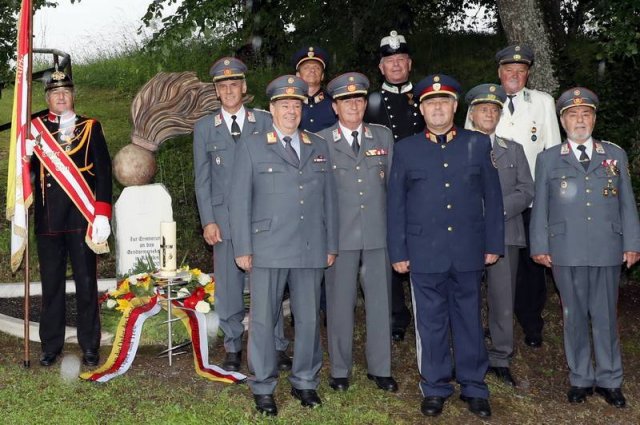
[29,70,112,367]
[292,46,337,132]
[365,30,424,341]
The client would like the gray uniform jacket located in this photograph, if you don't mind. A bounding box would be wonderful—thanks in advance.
[193,108,272,239]
[493,135,534,247]
[530,140,640,266]
[317,123,393,251]
[229,129,339,268]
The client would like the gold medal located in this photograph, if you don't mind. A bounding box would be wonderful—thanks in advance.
[603,188,609,196]
[611,188,618,196]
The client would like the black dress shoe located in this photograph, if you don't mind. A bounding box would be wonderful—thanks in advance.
[222,351,242,371]
[595,387,626,408]
[567,386,593,403]
[277,350,292,371]
[460,395,492,417]
[329,377,349,391]
[254,394,278,416]
[421,396,445,417]
[391,329,405,342]
[489,366,517,387]
[367,374,398,392]
[82,350,100,367]
[39,351,61,367]
[524,334,542,348]
[291,388,322,408]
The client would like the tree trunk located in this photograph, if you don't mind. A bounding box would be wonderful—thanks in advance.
[496,0,559,95]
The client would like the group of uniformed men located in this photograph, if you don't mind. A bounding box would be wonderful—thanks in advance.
[31,29,640,420]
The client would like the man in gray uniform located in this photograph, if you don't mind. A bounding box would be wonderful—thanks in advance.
[318,72,397,393]
[229,75,338,416]
[530,87,640,407]
[193,57,290,372]
[466,84,534,387]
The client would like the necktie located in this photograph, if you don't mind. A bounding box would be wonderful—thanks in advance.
[283,136,300,167]
[352,130,360,155]
[230,115,241,142]
[577,145,590,171]
[507,95,515,115]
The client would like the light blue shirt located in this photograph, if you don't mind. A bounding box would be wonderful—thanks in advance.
[274,125,300,157]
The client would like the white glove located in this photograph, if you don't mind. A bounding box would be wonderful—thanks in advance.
[25,138,36,156]
[91,215,111,244]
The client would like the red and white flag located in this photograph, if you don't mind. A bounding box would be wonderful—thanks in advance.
[6,0,33,272]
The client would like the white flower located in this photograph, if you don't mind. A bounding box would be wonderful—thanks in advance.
[129,273,148,285]
[198,273,212,286]
[195,300,211,314]
[106,299,117,309]
[177,287,191,298]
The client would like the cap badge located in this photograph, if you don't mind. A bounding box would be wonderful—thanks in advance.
[513,54,521,60]
[51,70,66,81]
[515,45,521,51]
[573,98,583,105]
[286,87,295,95]
[388,31,400,49]
[308,51,315,58]
[309,47,314,52]
[287,77,295,84]
[488,94,496,100]
[347,84,356,92]
[348,76,354,82]
[433,83,441,91]
[224,59,230,65]
[223,68,232,75]
[433,75,440,82]
[574,89,581,96]
[489,86,496,92]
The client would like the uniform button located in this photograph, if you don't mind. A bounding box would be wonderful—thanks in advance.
[310,118,314,122]
[46,183,51,188]
[299,185,303,189]
[586,189,591,193]
[587,217,592,221]
[390,115,394,118]
[394,135,398,139]
[300,200,304,204]
[443,163,448,168]
[357,178,362,183]
[445,183,450,188]
[387,106,391,109]
[268,167,273,172]
[392,125,396,128]
[299,171,303,175]
[356,166,360,170]
[447,226,453,232]
[46,173,51,177]
[586,202,591,206]
[360,205,365,209]
[446,204,452,209]
[585,176,590,181]
[359,192,364,196]
[441,145,446,149]
[332,165,337,169]
[414,112,418,116]
[384,97,388,100]
[310,105,314,108]
[300,215,304,220]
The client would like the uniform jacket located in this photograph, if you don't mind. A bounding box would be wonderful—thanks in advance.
[465,88,561,177]
[365,81,424,142]
[492,135,534,247]
[318,122,393,251]
[387,128,505,273]
[530,140,640,266]
[229,128,339,268]
[32,113,112,235]
[193,107,272,239]
[300,88,337,133]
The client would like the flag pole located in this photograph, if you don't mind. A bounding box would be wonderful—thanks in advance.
[23,0,34,369]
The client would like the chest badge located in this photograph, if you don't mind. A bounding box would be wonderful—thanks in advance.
[215,156,222,165]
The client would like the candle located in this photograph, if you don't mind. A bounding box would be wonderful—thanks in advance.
[160,221,177,273]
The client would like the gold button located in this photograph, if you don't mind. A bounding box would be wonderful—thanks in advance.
[447,226,453,232]
[443,163,449,168]
[446,204,452,209]
[445,183,450,188]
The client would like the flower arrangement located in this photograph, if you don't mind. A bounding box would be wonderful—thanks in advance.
[100,267,215,314]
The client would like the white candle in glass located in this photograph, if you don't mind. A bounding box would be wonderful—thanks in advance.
[160,221,177,272]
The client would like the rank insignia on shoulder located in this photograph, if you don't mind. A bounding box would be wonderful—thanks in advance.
[560,144,570,155]
[301,132,312,144]
[595,143,605,154]
[267,132,277,144]
[214,114,223,127]
[315,92,325,103]
[365,148,388,156]
[332,128,341,142]
[313,155,327,163]
[247,111,256,123]
[364,126,373,139]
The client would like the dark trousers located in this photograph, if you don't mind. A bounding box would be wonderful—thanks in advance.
[37,231,100,354]
[514,208,547,337]
[412,267,489,399]
[391,270,411,331]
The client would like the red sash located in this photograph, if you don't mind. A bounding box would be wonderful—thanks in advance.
[31,117,109,254]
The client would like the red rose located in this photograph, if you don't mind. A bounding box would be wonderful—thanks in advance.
[122,292,135,300]
[183,295,198,310]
